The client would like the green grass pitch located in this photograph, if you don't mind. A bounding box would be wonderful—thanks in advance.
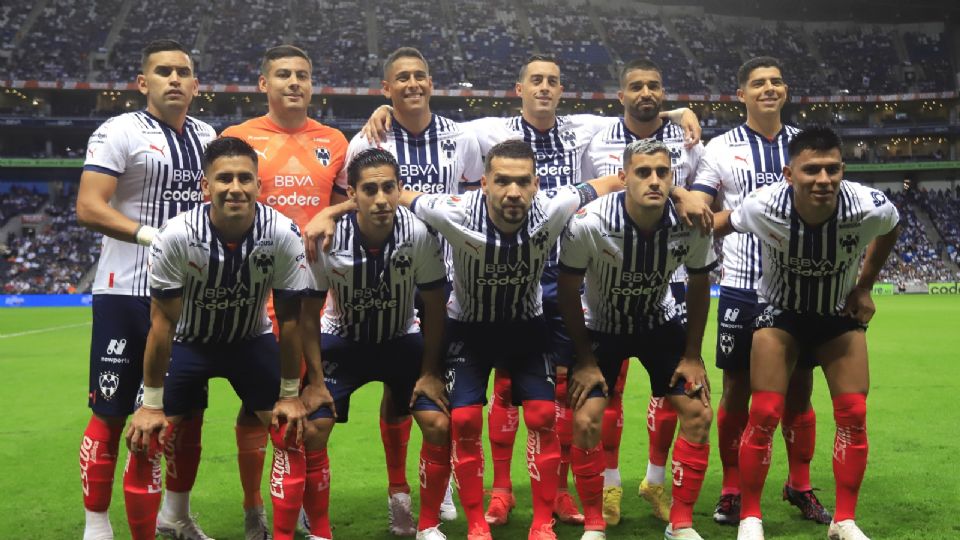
[1,295,958,539]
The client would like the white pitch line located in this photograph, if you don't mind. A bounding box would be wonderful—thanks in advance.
[0,322,91,339]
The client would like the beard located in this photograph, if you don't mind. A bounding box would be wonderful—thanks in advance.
[629,102,661,123]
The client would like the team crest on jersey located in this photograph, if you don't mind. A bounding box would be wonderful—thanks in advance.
[391,250,412,275]
[755,306,777,329]
[840,234,859,254]
[253,252,274,273]
[720,333,735,356]
[315,147,331,166]
[99,371,120,401]
[561,131,576,145]
[531,228,551,249]
[441,139,456,158]
[670,243,690,261]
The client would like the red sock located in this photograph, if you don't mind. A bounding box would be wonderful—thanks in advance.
[782,407,816,492]
[123,437,162,540]
[303,449,332,539]
[451,405,487,533]
[647,396,678,467]
[419,442,452,530]
[738,391,784,519]
[80,415,122,512]
[555,371,572,490]
[522,399,561,529]
[488,369,518,492]
[380,416,413,495]
[670,437,710,529]
[601,392,624,470]
[571,444,606,531]
[717,405,749,495]
[236,424,268,509]
[833,393,868,522]
[163,416,202,493]
[269,425,306,540]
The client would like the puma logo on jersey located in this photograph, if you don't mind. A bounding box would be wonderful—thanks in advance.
[330,268,347,279]
[187,261,207,274]
[254,149,267,159]
[734,155,748,164]
[464,241,482,255]
[149,144,167,157]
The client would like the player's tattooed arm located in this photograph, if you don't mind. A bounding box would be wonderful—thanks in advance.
[274,295,308,445]
[557,270,608,409]
[362,105,394,143]
[671,272,711,407]
[126,295,182,452]
[299,296,336,417]
[661,108,702,147]
[671,186,714,235]
[410,286,450,415]
[304,199,358,261]
[842,223,901,324]
[77,170,154,244]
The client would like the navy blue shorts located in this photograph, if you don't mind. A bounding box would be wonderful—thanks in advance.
[577,318,688,399]
[307,332,440,422]
[88,295,150,416]
[755,305,865,361]
[163,333,277,417]
[715,287,762,371]
[542,297,575,368]
[445,317,556,409]
[670,281,687,326]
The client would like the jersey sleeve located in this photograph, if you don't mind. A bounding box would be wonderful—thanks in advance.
[272,218,310,298]
[691,139,724,198]
[684,229,719,274]
[729,188,765,235]
[334,133,374,194]
[682,142,707,188]
[864,188,901,236]
[462,117,505,155]
[305,257,330,297]
[457,126,484,189]
[581,132,602,181]
[558,209,593,274]
[148,220,186,298]
[572,114,619,140]
[409,193,463,233]
[83,117,129,177]
[412,221,448,289]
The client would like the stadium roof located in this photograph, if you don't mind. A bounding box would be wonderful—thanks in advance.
[663,0,960,23]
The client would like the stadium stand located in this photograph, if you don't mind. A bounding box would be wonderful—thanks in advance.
[0,3,32,49]
[903,31,955,93]
[816,28,900,94]
[201,0,288,85]
[524,1,612,91]
[453,0,534,90]
[375,0,463,87]
[291,0,375,87]
[880,189,960,285]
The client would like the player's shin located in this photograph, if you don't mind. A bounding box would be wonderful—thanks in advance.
[269,424,306,540]
[418,441,452,531]
[670,437,710,529]
[80,415,123,513]
[832,393,868,522]
[488,370,518,492]
[738,391,785,519]
[161,415,202,519]
[122,437,163,540]
[522,399,561,529]
[555,370,574,491]
[303,448,332,538]
[646,396,678,484]
[380,415,413,495]
[717,404,749,495]
[236,422,269,510]
[781,406,816,492]
[451,405,487,531]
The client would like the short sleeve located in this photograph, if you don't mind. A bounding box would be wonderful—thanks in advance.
[334,133,373,194]
[683,142,707,189]
[410,193,462,233]
[306,257,330,296]
[462,117,505,155]
[457,127,484,189]
[149,222,185,297]
[581,133,602,181]
[272,219,310,298]
[412,223,447,289]
[691,140,724,198]
[83,117,129,177]
[729,190,763,235]
[558,209,593,274]
[684,229,719,274]
[866,189,901,236]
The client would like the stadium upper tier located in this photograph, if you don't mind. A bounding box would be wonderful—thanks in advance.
[0,0,954,96]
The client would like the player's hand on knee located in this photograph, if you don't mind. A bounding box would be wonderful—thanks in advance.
[569,360,608,410]
[671,356,711,408]
[411,373,450,416]
[272,397,308,446]
[841,286,875,324]
[362,105,393,143]
[125,407,166,453]
[301,382,336,418]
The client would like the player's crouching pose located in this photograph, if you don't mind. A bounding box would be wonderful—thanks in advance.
[298,148,453,540]
[723,127,900,540]
[558,139,717,540]
[125,137,311,540]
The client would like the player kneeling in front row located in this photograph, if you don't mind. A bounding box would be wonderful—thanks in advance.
[299,148,453,540]
[723,126,900,540]
[125,137,311,540]
[558,139,717,540]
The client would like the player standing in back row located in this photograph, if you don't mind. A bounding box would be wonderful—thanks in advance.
[76,39,216,540]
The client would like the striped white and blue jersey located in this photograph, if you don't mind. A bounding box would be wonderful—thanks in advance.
[336,114,483,195]
[559,193,717,334]
[83,111,217,296]
[306,207,447,343]
[692,124,801,290]
[730,181,899,314]
[583,118,705,284]
[148,203,309,344]
[410,183,598,322]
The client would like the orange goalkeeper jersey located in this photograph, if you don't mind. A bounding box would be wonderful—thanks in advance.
[222,115,348,228]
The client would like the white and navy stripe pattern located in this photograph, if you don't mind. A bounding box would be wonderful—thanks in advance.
[692,124,800,290]
[412,183,596,322]
[149,203,309,344]
[731,181,900,315]
[560,193,717,334]
[307,207,446,343]
[84,111,216,297]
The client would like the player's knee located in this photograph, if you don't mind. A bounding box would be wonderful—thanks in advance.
[750,391,785,428]
[679,402,713,441]
[304,418,333,450]
[572,405,602,443]
[721,370,752,410]
[451,405,484,440]
[93,412,127,427]
[416,411,450,445]
[492,372,513,406]
[522,400,556,432]
[832,393,867,425]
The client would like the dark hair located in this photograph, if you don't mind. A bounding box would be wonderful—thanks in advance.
[261,44,312,75]
[203,137,258,172]
[140,39,191,73]
[622,138,670,167]
[347,148,400,188]
[619,58,662,87]
[383,47,429,78]
[788,126,843,161]
[517,54,560,83]
[484,139,535,173]
[737,56,783,87]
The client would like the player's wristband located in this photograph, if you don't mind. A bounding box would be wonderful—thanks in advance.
[142,386,164,410]
[135,225,158,246]
[279,378,301,398]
